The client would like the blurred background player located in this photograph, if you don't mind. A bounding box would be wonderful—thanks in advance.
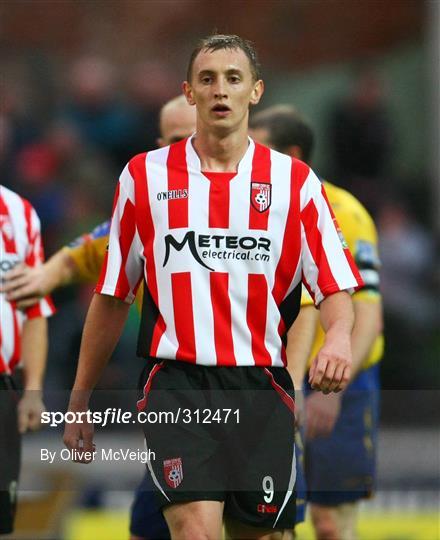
[250,105,383,540]
[0,185,55,535]
[1,95,195,540]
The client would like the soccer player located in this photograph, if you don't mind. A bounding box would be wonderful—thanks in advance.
[0,185,55,535]
[250,105,383,540]
[62,34,362,540]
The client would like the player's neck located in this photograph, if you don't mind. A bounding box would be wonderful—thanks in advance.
[192,123,249,172]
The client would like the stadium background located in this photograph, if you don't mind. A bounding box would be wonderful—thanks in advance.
[1,1,439,538]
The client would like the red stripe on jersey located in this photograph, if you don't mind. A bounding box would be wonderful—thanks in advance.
[205,172,235,228]
[264,368,295,415]
[210,272,236,366]
[0,327,7,374]
[249,143,271,231]
[172,272,196,362]
[301,199,338,293]
[277,319,287,365]
[9,304,21,372]
[26,303,43,318]
[272,159,308,305]
[296,158,311,190]
[167,140,189,229]
[247,274,271,366]
[136,361,165,411]
[130,154,166,356]
[321,184,363,288]
[22,198,36,265]
[0,196,17,253]
[98,183,120,284]
[112,182,121,213]
[115,198,136,297]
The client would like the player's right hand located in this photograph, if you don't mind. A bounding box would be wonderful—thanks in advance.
[1,263,47,308]
[305,391,342,440]
[63,406,95,464]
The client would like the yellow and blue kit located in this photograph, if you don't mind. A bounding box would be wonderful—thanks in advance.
[303,182,382,505]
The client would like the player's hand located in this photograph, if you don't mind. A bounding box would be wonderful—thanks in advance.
[305,391,342,440]
[17,390,46,434]
[1,263,47,309]
[63,403,95,464]
[308,333,351,393]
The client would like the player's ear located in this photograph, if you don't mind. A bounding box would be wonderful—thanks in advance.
[250,80,264,106]
[182,81,195,106]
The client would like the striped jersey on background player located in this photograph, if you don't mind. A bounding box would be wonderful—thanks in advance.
[1,184,55,535]
[0,185,54,374]
[97,138,362,367]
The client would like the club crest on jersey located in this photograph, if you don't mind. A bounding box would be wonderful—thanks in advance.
[251,182,271,213]
[164,458,183,488]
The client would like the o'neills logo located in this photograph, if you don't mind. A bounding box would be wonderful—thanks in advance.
[163,231,271,271]
[157,189,188,201]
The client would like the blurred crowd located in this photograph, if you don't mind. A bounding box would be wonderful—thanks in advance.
[1,54,438,401]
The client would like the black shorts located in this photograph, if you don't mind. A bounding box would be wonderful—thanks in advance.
[0,375,21,535]
[137,359,297,530]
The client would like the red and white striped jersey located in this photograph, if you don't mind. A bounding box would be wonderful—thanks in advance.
[96,137,362,367]
[0,186,55,374]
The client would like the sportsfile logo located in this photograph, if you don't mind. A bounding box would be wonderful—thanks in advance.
[163,231,271,271]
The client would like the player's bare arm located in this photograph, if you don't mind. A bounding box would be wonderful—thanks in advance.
[286,305,319,390]
[63,293,130,462]
[309,291,354,393]
[286,305,319,426]
[350,298,382,380]
[1,248,77,308]
[17,316,48,433]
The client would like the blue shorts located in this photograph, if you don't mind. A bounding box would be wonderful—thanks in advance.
[130,472,170,539]
[304,364,380,506]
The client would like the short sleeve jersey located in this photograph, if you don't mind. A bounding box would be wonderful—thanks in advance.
[65,219,144,313]
[96,137,362,367]
[301,181,383,370]
[0,185,55,374]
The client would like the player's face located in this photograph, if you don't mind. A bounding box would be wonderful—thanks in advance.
[158,105,197,147]
[183,48,263,135]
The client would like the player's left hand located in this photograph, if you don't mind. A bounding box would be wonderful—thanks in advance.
[308,332,351,393]
[305,391,342,440]
[17,390,46,434]
[1,263,44,309]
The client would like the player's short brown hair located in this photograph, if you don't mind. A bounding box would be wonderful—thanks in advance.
[250,105,315,164]
[187,34,261,82]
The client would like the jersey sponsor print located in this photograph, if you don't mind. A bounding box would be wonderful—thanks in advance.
[96,138,362,367]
